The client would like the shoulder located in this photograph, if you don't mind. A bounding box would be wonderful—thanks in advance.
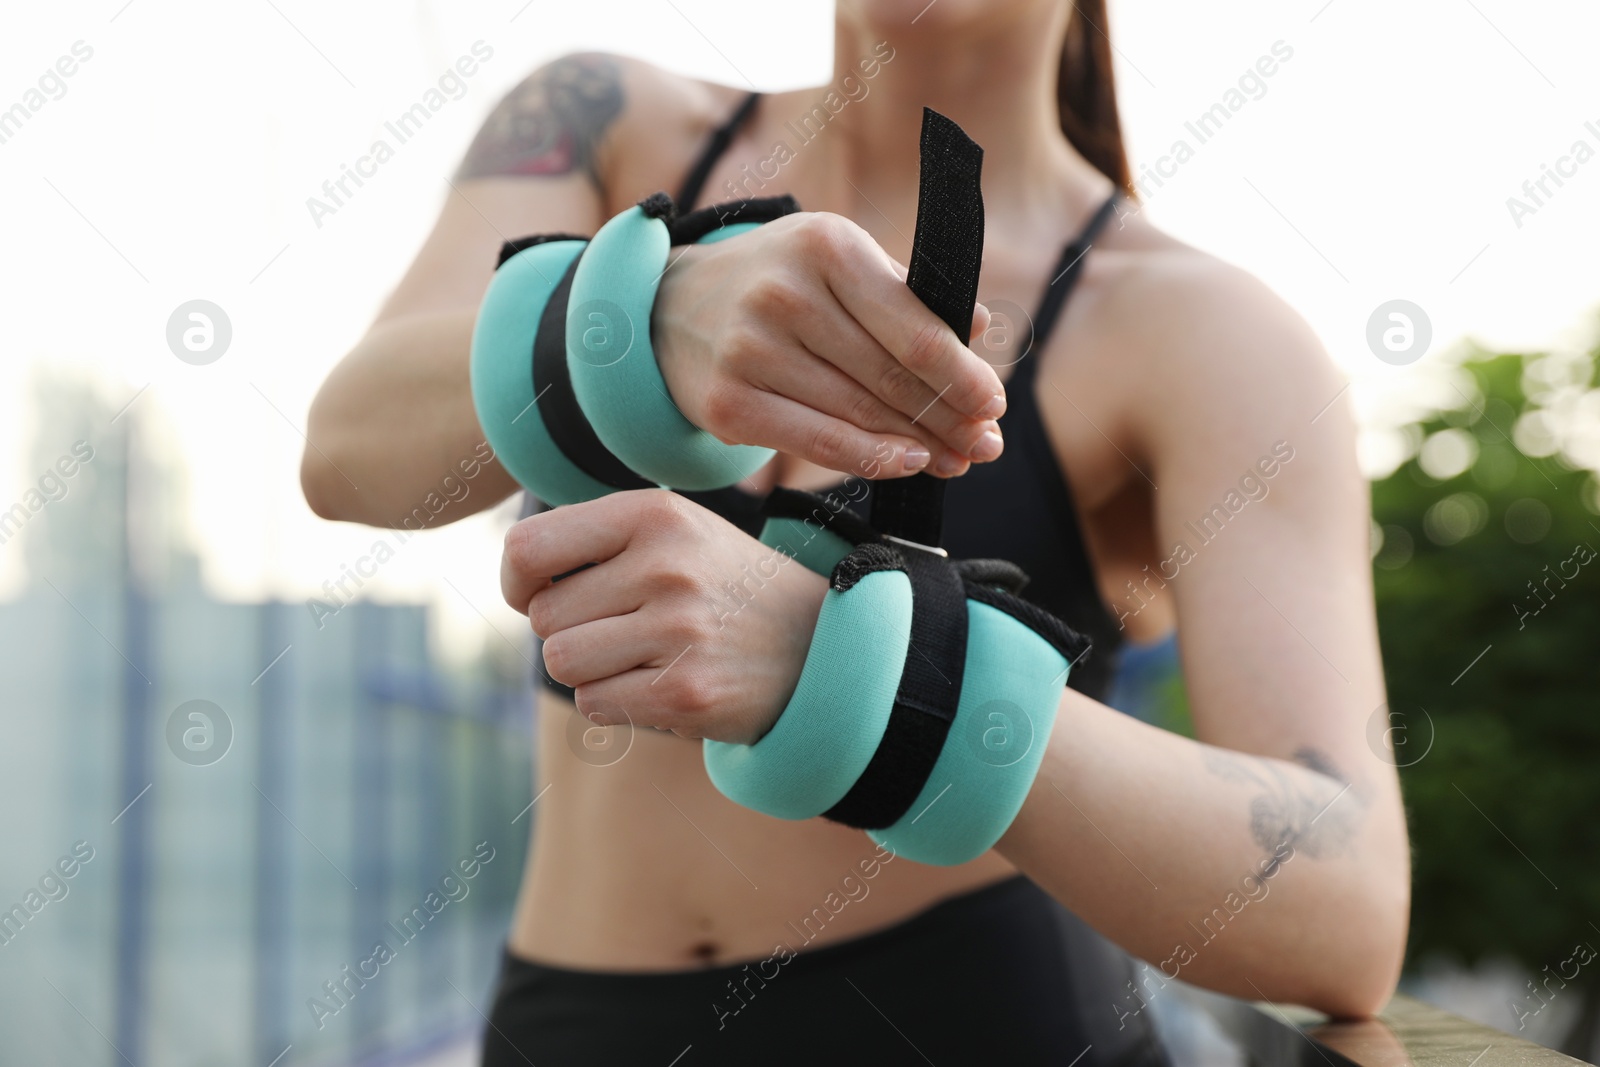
[463,51,747,210]
[1066,215,1347,459]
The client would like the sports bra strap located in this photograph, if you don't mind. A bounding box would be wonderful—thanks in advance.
[674,91,763,212]
[1011,191,1121,390]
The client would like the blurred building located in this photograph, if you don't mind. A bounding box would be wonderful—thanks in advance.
[0,378,533,1066]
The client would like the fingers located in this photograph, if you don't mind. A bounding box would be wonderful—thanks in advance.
[525,560,646,639]
[819,227,1006,422]
[500,490,672,614]
[718,388,938,479]
[576,666,714,739]
[789,305,1002,463]
[542,614,656,688]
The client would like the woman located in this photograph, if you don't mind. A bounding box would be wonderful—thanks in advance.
[303,1,1410,1063]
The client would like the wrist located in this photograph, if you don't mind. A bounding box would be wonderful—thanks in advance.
[650,242,711,413]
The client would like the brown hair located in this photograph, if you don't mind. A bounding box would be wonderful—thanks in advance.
[1057,0,1134,195]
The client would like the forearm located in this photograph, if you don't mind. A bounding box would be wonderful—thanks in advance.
[998,688,1409,1017]
[302,309,518,527]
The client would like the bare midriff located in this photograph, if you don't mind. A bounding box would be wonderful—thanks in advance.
[507,686,1019,971]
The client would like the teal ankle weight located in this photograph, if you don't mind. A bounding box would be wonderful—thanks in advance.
[473,197,801,504]
[565,198,775,491]
[702,563,911,820]
[470,239,622,506]
[868,598,1069,865]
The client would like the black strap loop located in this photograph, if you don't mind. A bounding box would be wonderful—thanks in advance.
[759,486,880,548]
[669,194,802,245]
[496,232,589,270]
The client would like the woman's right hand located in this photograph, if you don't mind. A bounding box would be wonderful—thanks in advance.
[652,211,1006,479]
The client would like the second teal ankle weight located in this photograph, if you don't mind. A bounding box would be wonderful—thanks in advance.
[565,200,775,491]
[470,239,622,506]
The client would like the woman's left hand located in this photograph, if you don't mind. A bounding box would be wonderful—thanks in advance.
[500,489,828,744]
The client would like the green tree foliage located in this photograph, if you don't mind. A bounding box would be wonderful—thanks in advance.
[1372,341,1600,973]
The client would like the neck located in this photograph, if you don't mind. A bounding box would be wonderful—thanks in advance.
[809,10,1107,237]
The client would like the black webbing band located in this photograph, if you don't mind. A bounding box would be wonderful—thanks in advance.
[532,250,654,492]
[496,232,589,270]
[825,108,985,830]
[669,194,801,246]
[869,108,985,549]
[759,486,880,548]
[824,543,970,828]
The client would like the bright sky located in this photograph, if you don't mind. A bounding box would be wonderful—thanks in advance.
[3,0,1598,658]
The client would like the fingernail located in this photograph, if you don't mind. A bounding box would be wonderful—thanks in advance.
[977,393,1006,420]
[972,430,1003,462]
[903,446,931,472]
[935,451,965,476]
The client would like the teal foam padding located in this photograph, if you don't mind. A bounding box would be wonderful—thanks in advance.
[757,517,855,576]
[469,240,626,506]
[869,600,1070,866]
[703,568,911,819]
[695,220,762,244]
[566,206,775,490]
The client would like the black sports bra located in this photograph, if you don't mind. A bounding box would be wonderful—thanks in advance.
[532,91,1125,701]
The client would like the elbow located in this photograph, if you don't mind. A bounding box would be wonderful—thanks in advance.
[1309,866,1411,1019]
[300,449,343,521]
[300,399,358,522]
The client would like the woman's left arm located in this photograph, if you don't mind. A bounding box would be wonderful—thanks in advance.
[999,259,1408,1017]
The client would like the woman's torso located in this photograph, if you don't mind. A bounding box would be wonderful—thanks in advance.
[511,80,1179,970]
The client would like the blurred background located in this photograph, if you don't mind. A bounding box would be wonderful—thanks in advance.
[2,0,1597,1063]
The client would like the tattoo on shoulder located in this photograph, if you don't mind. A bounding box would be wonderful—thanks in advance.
[455,54,624,185]
[1203,746,1365,860]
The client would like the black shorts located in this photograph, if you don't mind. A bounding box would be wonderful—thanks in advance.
[481,875,1170,1066]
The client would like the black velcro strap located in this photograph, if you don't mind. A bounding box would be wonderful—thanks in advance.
[905,108,986,336]
[496,232,590,270]
[824,545,969,829]
[532,250,654,492]
[867,472,946,548]
[669,194,802,245]
[953,558,1030,595]
[760,486,879,548]
[870,108,985,548]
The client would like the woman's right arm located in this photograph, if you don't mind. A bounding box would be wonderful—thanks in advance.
[303,54,1008,527]
[302,54,622,527]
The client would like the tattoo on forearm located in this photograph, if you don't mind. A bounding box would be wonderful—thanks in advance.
[455,54,624,185]
[1204,746,1364,861]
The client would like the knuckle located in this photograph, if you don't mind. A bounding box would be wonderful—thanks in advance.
[526,593,556,638]
[640,488,686,531]
[806,421,853,467]
[746,271,804,319]
[702,379,745,427]
[540,632,573,682]
[847,388,889,433]
[876,362,925,409]
[900,320,950,374]
[665,664,718,715]
[647,565,702,604]
[502,518,537,568]
[796,213,850,265]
